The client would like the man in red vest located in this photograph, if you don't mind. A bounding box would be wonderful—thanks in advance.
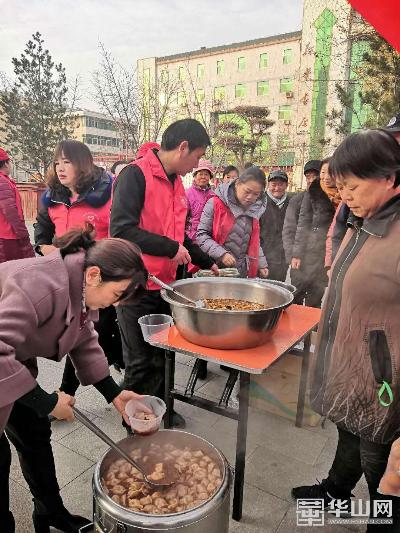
[110,119,218,429]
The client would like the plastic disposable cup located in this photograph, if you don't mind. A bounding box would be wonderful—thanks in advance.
[138,314,173,343]
[125,395,166,435]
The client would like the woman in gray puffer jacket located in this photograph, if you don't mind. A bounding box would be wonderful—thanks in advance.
[196,167,268,278]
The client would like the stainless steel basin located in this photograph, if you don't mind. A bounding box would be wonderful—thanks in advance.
[160,278,293,349]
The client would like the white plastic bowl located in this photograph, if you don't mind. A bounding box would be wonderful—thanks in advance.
[125,395,166,435]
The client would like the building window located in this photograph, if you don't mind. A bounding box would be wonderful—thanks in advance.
[217,60,225,75]
[214,86,225,100]
[197,64,205,79]
[179,66,186,81]
[257,80,269,96]
[259,53,268,69]
[160,70,169,84]
[235,83,246,98]
[177,91,186,106]
[237,56,246,72]
[283,48,293,64]
[278,105,292,120]
[196,89,205,102]
[280,78,294,93]
[143,68,150,83]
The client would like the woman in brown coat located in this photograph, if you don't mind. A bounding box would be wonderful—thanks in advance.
[293,130,400,530]
[0,226,148,533]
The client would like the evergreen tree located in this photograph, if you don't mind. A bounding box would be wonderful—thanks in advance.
[0,32,77,178]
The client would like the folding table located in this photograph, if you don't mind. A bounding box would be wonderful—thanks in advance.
[146,304,321,521]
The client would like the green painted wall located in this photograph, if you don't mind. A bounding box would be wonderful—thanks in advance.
[309,8,336,159]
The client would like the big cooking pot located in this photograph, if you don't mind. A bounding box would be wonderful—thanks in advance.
[93,430,231,533]
[160,277,293,349]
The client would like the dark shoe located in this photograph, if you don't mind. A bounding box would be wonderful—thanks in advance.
[292,480,352,516]
[33,508,91,533]
[197,360,208,380]
[220,364,230,372]
[172,411,186,429]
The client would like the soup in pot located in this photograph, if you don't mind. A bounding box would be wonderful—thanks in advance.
[102,442,223,514]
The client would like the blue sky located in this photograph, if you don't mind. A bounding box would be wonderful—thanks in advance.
[0,0,303,108]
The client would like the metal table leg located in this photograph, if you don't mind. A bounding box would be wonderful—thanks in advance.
[295,332,311,428]
[164,350,175,429]
[232,371,250,521]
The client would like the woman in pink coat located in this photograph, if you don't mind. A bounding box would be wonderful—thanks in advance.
[0,226,147,533]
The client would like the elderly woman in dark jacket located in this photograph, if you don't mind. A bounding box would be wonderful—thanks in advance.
[293,129,400,530]
[0,227,147,533]
[290,158,340,307]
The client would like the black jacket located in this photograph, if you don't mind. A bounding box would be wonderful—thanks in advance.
[292,179,335,273]
[282,191,305,264]
[110,162,213,269]
[260,195,290,266]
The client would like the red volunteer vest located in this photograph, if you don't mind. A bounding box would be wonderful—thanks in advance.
[212,197,260,278]
[0,172,25,239]
[132,150,188,290]
[48,200,111,240]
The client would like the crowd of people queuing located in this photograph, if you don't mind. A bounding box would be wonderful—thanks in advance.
[1,113,400,532]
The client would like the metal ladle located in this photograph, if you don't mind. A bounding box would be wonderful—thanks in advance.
[149,274,206,308]
[72,407,175,487]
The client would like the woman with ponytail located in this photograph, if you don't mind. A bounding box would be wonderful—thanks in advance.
[0,226,148,533]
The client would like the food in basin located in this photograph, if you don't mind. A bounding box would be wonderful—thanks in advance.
[102,442,223,514]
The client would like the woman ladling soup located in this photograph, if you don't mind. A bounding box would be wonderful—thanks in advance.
[292,129,400,531]
[0,226,148,533]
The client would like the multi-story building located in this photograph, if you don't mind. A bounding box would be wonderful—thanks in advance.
[138,0,370,188]
[72,108,133,167]
[138,31,301,179]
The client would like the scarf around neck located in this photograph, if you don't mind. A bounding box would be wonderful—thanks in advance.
[267,190,287,209]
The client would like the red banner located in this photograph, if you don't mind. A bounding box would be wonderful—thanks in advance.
[348,0,400,52]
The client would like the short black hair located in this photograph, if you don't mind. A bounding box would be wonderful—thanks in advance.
[329,129,400,187]
[238,166,266,188]
[244,162,254,169]
[0,160,9,169]
[161,119,211,151]
[111,160,128,174]
[223,165,238,177]
[321,157,331,166]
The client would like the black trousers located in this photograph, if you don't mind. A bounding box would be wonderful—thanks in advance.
[267,262,288,283]
[60,305,124,396]
[116,290,170,399]
[290,267,327,308]
[325,427,400,532]
[0,401,65,531]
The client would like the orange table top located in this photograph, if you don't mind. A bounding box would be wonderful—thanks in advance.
[148,304,321,374]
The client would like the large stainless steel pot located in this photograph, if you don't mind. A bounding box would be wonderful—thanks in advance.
[93,430,231,533]
[161,277,293,349]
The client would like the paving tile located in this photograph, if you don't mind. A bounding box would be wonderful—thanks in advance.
[174,398,222,427]
[50,410,99,442]
[9,479,34,533]
[276,503,362,532]
[213,407,328,466]
[180,414,259,466]
[59,411,126,462]
[9,440,95,491]
[228,483,290,533]
[73,386,115,418]
[60,465,95,521]
[245,444,329,502]
[36,358,66,392]
[196,374,231,401]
